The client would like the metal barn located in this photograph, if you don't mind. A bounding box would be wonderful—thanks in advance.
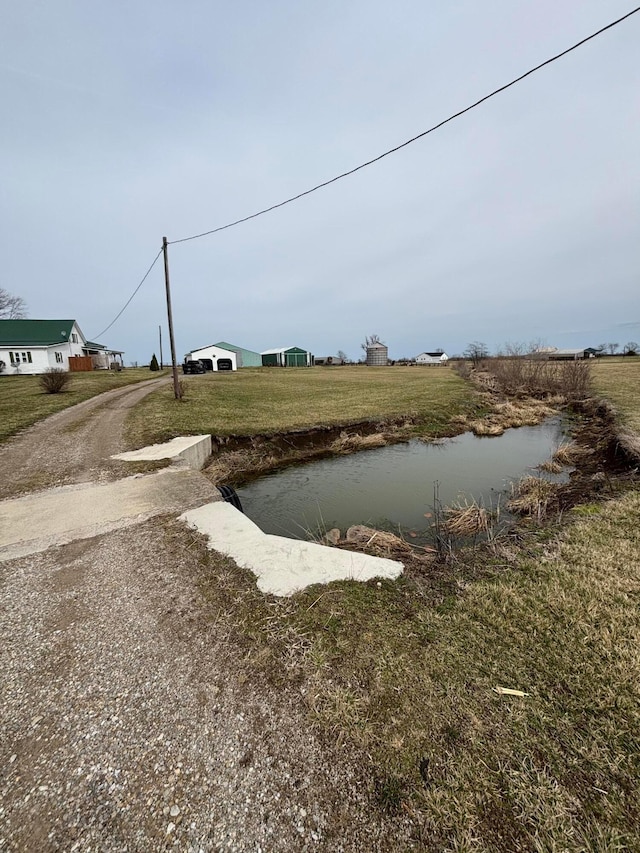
[214,341,262,368]
[261,346,313,367]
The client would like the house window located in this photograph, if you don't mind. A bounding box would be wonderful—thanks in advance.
[55,352,63,364]
[9,351,32,364]
[71,333,78,343]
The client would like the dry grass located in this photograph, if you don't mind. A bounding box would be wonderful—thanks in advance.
[442,498,492,537]
[125,366,483,447]
[330,432,388,453]
[507,475,559,520]
[187,487,640,849]
[0,369,169,443]
[457,398,558,437]
[593,360,640,433]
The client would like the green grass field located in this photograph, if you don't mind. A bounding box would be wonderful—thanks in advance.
[184,488,640,849]
[593,359,640,432]
[125,366,483,447]
[0,368,168,443]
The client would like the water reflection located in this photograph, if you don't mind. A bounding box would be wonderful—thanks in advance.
[237,419,567,542]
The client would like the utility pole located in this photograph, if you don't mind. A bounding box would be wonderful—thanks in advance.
[162,236,181,399]
[158,325,163,370]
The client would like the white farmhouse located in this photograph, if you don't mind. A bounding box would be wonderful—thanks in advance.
[184,343,238,371]
[415,351,449,365]
[0,319,123,375]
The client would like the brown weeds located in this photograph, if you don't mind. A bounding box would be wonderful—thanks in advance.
[507,476,559,520]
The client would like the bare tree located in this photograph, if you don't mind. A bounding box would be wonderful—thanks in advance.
[623,341,639,355]
[361,334,384,353]
[337,350,349,363]
[463,341,489,366]
[0,288,27,319]
[607,342,619,355]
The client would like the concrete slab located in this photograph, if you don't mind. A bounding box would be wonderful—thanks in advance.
[112,435,212,470]
[0,469,220,562]
[180,502,403,597]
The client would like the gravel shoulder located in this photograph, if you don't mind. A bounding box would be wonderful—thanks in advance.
[0,518,413,852]
[0,381,414,850]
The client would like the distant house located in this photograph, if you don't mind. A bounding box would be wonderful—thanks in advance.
[261,346,313,367]
[547,348,587,361]
[213,341,262,368]
[0,319,123,375]
[415,351,449,365]
[314,355,346,366]
[184,343,237,371]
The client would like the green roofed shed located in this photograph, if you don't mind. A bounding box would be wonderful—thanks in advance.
[261,346,313,367]
[213,341,262,368]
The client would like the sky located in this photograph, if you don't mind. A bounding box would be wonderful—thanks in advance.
[2,0,639,363]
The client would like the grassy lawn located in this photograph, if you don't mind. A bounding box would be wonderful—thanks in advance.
[0,368,168,443]
[183,489,640,849]
[593,359,640,432]
[126,366,483,446]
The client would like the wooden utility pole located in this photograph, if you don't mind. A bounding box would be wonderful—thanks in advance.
[158,325,163,370]
[162,237,181,399]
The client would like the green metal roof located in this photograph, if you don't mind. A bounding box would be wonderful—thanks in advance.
[0,319,77,346]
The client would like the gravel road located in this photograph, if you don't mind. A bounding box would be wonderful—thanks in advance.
[0,383,413,851]
[0,378,169,500]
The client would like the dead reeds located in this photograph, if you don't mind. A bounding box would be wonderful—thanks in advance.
[442,499,491,537]
[507,475,559,520]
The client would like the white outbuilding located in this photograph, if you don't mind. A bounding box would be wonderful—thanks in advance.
[184,343,238,371]
[415,351,449,365]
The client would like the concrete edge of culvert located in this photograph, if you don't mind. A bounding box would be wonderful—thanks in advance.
[179,501,404,597]
[112,435,212,470]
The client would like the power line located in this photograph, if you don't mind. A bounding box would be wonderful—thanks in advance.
[92,248,163,340]
[169,6,640,246]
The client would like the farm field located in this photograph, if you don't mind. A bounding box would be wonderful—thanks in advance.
[0,368,168,443]
[125,365,482,447]
[592,359,640,432]
[127,360,640,847]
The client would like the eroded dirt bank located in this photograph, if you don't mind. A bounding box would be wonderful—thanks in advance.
[203,396,638,484]
[203,397,562,487]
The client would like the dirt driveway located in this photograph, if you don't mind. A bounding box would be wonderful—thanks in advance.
[0,382,412,851]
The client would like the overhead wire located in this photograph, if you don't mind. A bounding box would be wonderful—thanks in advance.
[169,5,640,246]
[90,6,639,337]
[91,247,163,341]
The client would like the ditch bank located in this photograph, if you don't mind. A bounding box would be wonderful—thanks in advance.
[202,396,639,567]
[204,397,558,487]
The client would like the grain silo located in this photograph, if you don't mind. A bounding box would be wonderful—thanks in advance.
[366,342,388,366]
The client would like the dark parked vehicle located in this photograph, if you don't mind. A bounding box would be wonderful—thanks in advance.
[217,358,233,371]
[182,359,206,374]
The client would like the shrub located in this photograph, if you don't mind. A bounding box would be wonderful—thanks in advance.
[485,357,592,400]
[39,368,72,394]
[149,353,160,371]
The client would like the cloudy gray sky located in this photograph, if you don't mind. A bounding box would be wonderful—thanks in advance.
[2,1,639,362]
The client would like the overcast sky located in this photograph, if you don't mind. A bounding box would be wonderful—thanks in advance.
[2,1,639,362]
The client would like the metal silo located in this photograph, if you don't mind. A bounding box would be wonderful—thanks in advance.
[366,343,388,366]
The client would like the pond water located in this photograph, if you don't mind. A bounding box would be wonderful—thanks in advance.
[237,419,568,543]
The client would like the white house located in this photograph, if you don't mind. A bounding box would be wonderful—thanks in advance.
[415,351,449,365]
[0,319,123,375]
[184,344,238,371]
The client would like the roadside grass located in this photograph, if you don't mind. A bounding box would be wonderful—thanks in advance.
[593,360,640,432]
[0,369,168,443]
[125,366,484,447]
[183,489,640,849]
